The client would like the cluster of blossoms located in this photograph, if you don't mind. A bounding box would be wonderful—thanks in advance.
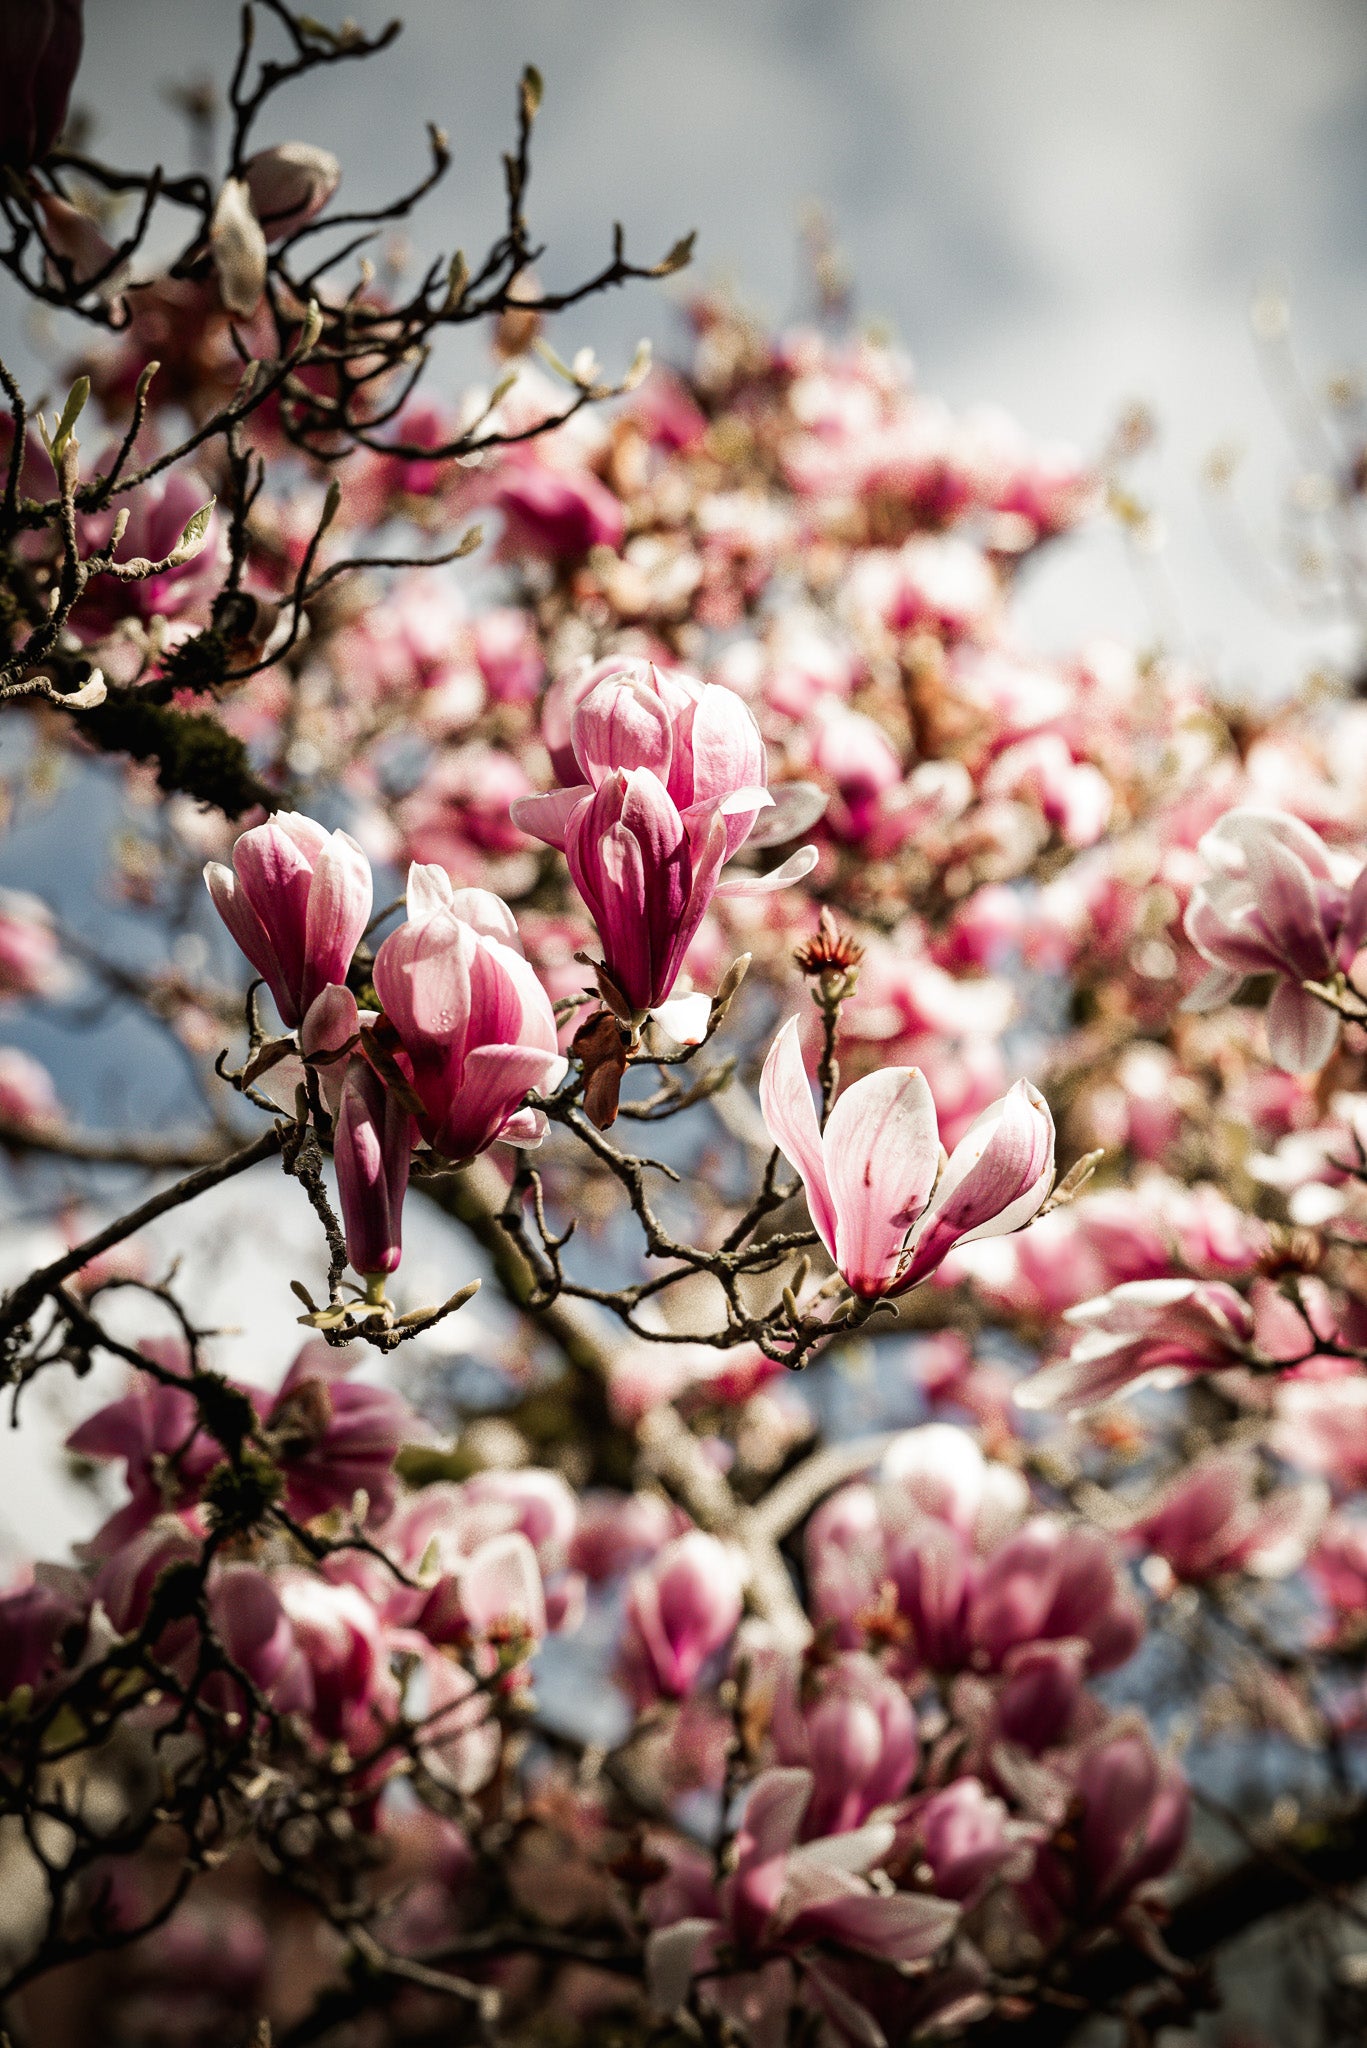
[200,659,1054,1322]
[6,10,1367,2046]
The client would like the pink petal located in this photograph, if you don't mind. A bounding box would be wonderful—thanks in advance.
[914,1081,1054,1253]
[572,673,673,787]
[685,681,767,818]
[1265,977,1339,1072]
[446,886,525,952]
[746,780,830,851]
[792,1888,959,1964]
[406,862,454,922]
[823,1066,940,1296]
[509,786,591,852]
[301,829,371,1008]
[1180,963,1245,1013]
[759,1020,838,1262]
[646,1919,720,2018]
[459,1532,546,1638]
[714,843,819,898]
[205,860,287,1001]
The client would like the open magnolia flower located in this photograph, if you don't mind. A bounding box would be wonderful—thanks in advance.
[1015,1277,1256,1414]
[646,1767,959,2047]
[759,1017,1054,1299]
[512,658,816,1015]
[1183,806,1367,1072]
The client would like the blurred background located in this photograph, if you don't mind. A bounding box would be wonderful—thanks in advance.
[3,0,1365,684]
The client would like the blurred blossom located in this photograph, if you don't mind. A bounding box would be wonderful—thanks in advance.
[1183,807,1367,1072]
[619,1531,744,1705]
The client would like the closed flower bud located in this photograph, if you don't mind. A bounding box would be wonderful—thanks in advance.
[371,865,563,1162]
[205,812,373,1030]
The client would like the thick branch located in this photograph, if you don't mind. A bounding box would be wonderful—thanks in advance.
[417,1156,810,1645]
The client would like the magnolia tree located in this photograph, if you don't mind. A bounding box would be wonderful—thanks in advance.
[4,7,1367,2046]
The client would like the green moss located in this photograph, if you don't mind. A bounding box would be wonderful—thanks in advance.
[77,690,276,817]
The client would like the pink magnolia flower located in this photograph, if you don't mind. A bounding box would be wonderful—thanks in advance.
[275,1570,400,1752]
[473,607,544,704]
[262,1341,419,1527]
[67,1342,228,1555]
[876,1514,1139,1680]
[878,1423,1029,1545]
[810,701,903,841]
[1308,1517,1367,1640]
[91,1520,202,1668]
[1016,1278,1256,1414]
[771,1651,919,1838]
[630,367,708,451]
[1270,1371,1367,1491]
[802,1431,1029,1657]
[805,1441,1139,1686]
[372,866,563,1161]
[75,466,225,641]
[0,887,64,1000]
[205,812,373,1029]
[490,455,626,560]
[619,1530,744,1706]
[908,1778,1033,1907]
[413,1533,549,1650]
[990,1639,1093,1754]
[1023,1728,1189,1938]
[205,1562,314,1718]
[847,534,997,640]
[1122,1447,1327,1585]
[458,1467,579,1564]
[569,1490,684,1582]
[384,1470,577,1585]
[512,658,814,1013]
[968,1520,1143,1675]
[1183,807,1367,1072]
[0,1046,61,1133]
[401,745,534,868]
[759,1017,1053,1300]
[242,142,340,241]
[983,733,1113,848]
[379,1469,577,1653]
[647,1767,958,2048]
[34,189,125,299]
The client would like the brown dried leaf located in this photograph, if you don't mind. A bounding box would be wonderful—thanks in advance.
[572,1009,630,1130]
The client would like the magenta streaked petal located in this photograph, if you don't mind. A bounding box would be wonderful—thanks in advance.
[509,786,590,852]
[1265,976,1339,1072]
[823,1066,940,1297]
[572,672,674,787]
